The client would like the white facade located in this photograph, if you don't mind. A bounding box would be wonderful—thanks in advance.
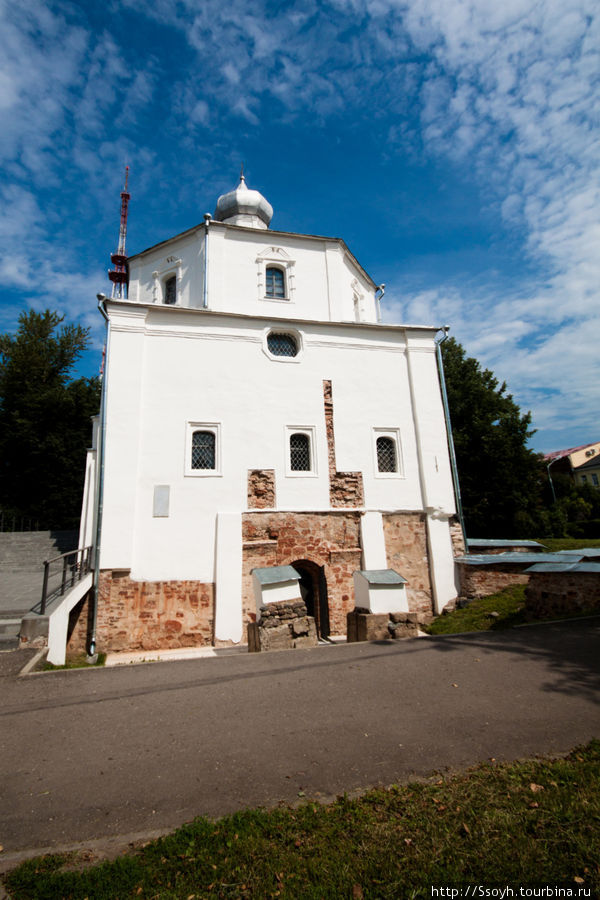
[86,178,459,649]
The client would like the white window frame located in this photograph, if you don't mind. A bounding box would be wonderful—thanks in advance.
[256,247,296,303]
[185,422,222,477]
[262,326,304,363]
[152,257,182,305]
[285,425,317,477]
[372,428,404,478]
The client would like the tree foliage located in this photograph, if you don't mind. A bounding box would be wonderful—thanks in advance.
[0,310,100,530]
[441,337,545,538]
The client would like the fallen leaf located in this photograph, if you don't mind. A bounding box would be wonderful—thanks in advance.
[574,876,584,884]
[404,838,412,845]
[529,802,539,809]
[353,886,364,899]
[462,823,471,835]
[530,783,544,793]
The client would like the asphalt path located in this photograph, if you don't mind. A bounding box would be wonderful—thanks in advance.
[1,619,599,865]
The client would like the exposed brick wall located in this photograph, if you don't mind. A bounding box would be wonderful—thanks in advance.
[242,511,362,636]
[247,469,276,509]
[66,572,215,654]
[457,563,530,599]
[66,591,93,655]
[525,572,600,618]
[323,380,364,508]
[449,519,466,557]
[382,512,433,616]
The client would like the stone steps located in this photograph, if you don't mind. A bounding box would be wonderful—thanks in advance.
[0,531,79,569]
[0,618,21,650]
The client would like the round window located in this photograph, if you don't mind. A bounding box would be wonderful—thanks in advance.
[267,331,298,357]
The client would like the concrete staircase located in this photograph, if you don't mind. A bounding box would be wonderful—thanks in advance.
[0,531,79,649]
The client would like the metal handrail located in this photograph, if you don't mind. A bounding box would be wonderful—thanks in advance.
[40,546,93,615]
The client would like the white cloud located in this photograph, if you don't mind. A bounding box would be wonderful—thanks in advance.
[0,0,597,450]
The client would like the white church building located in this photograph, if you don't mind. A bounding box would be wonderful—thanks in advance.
[78,176,462,653]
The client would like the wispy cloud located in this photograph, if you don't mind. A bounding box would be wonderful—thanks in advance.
[0,0,597,449]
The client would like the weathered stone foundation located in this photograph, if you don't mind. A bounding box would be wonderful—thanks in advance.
[347,609,420,642]
[66,572,215,654]
[525,571,600,619]
[382,512,434,617]
[457,562,530,600]
[242,510,362,636]
[248,599,318,651]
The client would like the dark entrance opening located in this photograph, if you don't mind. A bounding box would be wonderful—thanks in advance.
[292,559,330,639]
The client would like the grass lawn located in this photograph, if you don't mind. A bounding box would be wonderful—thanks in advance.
[424,584,530,635]
[3,742,599,899]
[41,652,106,671]
[534,537,600,552]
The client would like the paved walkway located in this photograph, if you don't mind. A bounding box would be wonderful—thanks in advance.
[0,619,599,868]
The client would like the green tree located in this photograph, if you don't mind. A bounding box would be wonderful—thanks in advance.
[0,310,100,530]
[441,337,545,538]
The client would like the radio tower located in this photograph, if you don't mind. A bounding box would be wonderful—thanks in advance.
[108,166,130,299]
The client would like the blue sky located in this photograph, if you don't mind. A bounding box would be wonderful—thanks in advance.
[1,0,598,454]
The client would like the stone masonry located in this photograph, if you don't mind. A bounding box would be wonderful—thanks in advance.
[247,469,276,509]
[347,609,420,642]
[382,512,434,618]
[525,571,600,619]
[248,599,318,652]
[323,380,364,508]
[457,562,530,600]
[242,511,362,635]
[449,519,466,557]
[67,571,215,654]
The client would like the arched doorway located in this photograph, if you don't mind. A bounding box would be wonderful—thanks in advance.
[292,559,330,639]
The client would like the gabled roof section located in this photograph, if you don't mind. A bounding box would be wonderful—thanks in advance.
[127,219,377,288]
[544,442,599,462]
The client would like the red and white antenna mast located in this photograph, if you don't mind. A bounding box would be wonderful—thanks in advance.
[108,166,130,299]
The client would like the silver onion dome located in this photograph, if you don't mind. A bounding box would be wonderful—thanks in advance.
[213,175,273,229]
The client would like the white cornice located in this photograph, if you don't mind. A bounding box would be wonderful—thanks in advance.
[104,298,440,336]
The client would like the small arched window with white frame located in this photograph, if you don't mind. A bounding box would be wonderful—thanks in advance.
[373,428,403,477]
[285,425,317,476]
[164,274,177,305]
[185,422,221,476]
[152,258,182,305]
[265,266,285,299]
[256,247,295,302]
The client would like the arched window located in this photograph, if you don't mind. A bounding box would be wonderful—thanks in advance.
[265,266,285,299]
[191,430,215,470]
[290,433,311,471]
[267,331,298,357]
[164,275,177,305]
[376,436,397,473]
